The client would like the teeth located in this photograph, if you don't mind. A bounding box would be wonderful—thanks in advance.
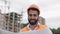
[31,20,34,21]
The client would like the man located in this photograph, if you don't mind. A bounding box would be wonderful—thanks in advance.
[20,4,52,33]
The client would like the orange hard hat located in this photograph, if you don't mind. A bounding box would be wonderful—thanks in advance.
[27,4,40,15]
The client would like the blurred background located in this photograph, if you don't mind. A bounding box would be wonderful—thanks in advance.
[0,0,60,34]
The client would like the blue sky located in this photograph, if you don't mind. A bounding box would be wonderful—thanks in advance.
[0,0,60,29]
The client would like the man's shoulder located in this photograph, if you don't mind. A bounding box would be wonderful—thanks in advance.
[20,27,28,32]
[38,24,47,30]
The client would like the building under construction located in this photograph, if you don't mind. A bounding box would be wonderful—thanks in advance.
[3,12,22,32]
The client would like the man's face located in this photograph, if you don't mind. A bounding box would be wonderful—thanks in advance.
[28,10,39,25]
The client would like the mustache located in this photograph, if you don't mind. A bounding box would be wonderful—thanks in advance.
[29,19,36,20]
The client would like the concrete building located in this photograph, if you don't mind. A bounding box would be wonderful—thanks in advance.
[3,12,22,32]
[38,16,45,25]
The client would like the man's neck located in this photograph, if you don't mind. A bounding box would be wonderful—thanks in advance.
[29,23,38,30]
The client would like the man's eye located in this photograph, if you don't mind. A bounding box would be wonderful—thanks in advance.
[34,14,37,16]
[29,14,32,16]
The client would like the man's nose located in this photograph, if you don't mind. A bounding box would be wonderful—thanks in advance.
[31,15,35,19]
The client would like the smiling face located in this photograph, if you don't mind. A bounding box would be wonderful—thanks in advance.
[28,10,39,25]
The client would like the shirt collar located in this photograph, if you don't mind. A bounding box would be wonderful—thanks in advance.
[27,23,40,31]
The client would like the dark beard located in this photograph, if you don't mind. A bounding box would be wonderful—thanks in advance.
[28,19,38,25]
